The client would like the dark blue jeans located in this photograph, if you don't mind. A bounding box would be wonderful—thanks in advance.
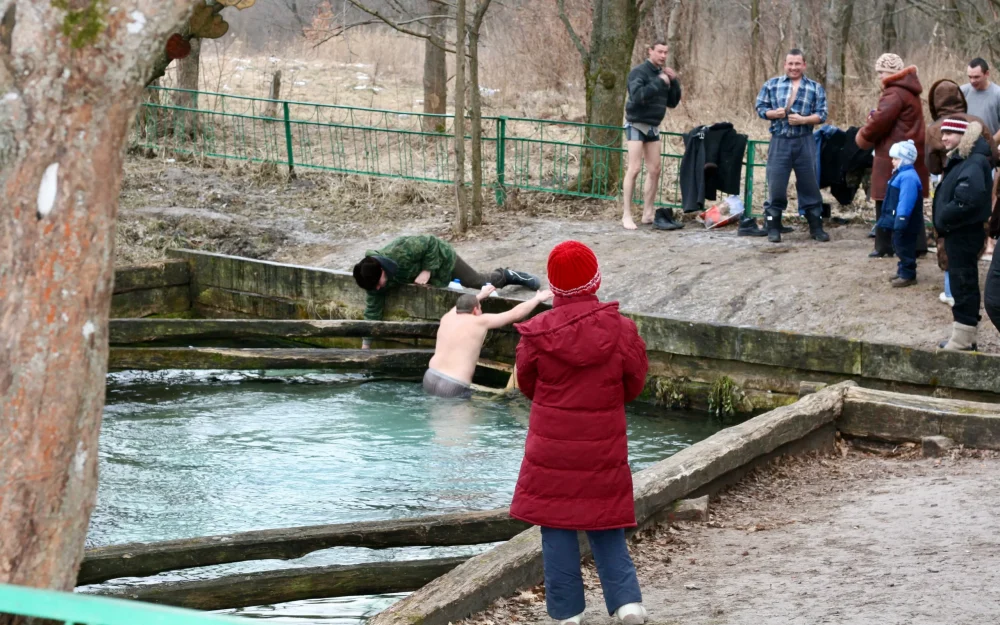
[892,214,923,280]
[541,527,642,620]
[985,249,1000,333]
[763,134,823,227]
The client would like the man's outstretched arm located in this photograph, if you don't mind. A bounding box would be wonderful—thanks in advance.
[481,289,553,330]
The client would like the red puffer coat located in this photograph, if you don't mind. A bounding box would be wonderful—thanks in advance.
[509,295,648,530]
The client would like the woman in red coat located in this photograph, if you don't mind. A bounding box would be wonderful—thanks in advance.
[511,240,650,625]
[856,53,930,258]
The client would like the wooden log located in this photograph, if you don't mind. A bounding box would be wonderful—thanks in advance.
[109,319,440,345]
[91,556,469,611]
[110,286,191,319]
[107,347,433,373]
[113,260,190,294]
[79,509,528,586]
[368,382,855,625]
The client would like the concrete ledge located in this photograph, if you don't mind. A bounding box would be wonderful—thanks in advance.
[108,347,432,374]
[113,260,190,294]
[368,382,854,625]
[111,286,190,319]
[839,386,1000,450]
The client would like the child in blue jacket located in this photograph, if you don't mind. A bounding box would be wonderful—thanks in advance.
[880,140,924,287]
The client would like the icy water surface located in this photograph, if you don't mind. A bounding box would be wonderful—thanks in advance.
[89,370,724,623]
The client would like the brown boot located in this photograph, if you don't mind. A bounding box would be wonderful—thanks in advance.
[890,277,916,288]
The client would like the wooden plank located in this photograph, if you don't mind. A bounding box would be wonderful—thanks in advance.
[91,556,469,611]
[113,260,190,294]
[79,509,528,586]
[108,347,433,373]
[368,382,855,625]
[109,319,441,345]
[110,286,190,319]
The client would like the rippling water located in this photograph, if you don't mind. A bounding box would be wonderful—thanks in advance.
[89,370,723,623]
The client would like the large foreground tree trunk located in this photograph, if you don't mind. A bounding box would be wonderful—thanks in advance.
[422,0,448,132]
[0,0,194,598]
[560,0,639,195]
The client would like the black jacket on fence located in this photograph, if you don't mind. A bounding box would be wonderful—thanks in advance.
[680,122,748,213]
[625,60,682,126]
[815,126,873,206]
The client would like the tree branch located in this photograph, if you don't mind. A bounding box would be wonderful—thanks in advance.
[310,13,456,48]
[471,0,492,30]
[556,0,588,64]
[342,0,457,53]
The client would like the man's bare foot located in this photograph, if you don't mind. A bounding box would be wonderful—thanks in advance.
[622,214,638,230]
[641,208,655,224]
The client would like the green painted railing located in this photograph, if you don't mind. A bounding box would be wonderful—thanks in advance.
[132,87,771,216]
[0,582,246,625]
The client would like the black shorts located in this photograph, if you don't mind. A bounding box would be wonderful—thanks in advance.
[625,123,660,143]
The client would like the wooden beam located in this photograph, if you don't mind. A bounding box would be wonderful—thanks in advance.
[80,509,528,586]
[91,556,469,610]
[109,319,440,345]
[107,347,433,372]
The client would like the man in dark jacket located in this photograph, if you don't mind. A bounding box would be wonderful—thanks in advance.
[933,119,994,351]
[622,41,682,231]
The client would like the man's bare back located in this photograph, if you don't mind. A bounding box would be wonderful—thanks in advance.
[426,286,553,387]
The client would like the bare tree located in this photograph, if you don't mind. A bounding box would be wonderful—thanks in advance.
[454,0,469,233]
[423,0,448,131]
[825,0,855,119]
[0,0,194,600]
[468,0,493,227]
[749,0,761,96]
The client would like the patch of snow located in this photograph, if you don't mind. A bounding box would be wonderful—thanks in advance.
[126,10,146,34]
[294,81,307,86]
[82,321,95,339]
[3,92,17,101]
[36,162,58,218]
[269,56,280,64]
[479,87,500,96]
[355,73,370,81]
[415,99,424,105]
[222,85,231,91]
[235,66,247,71]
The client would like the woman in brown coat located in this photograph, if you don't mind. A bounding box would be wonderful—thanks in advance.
[856,54,930,258]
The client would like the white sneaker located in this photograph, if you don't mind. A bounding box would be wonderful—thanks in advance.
[939,292,955,307]
[614,603,647,625]
[557,613,584,625]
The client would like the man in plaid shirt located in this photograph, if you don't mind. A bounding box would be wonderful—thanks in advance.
[754,48,830,243]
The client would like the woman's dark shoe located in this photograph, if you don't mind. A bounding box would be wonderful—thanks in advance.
[868,250,891,258]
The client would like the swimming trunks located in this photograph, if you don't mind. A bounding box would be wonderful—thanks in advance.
[422,368,473,399]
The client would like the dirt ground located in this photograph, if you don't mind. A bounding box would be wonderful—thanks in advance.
[459,447,1000,625]
[117,157,1000,352]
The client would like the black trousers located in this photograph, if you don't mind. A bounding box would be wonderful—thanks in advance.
[985,248,1000,333]
[944,226,986,326]
[452,256,504,288]
[874,200,929,256]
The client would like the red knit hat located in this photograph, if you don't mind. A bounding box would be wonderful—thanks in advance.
[941,118,969,134]
[547,240,601,296]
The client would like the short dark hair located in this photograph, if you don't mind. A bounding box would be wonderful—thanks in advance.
[648,40,667,50]
[353,256,382,290]
[969,57,990,73]
[787,48,805,61]
[455,294,480,314]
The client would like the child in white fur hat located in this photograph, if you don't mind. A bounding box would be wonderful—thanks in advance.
[879,139,924,287]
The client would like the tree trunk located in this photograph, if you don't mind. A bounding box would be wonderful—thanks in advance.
[453,0,468,234]
[172,36,201,138]
[423,0,448,132]
[664,0,683,70]
[575,0,639,195]
[0,0,194,600]
[749,0,761,97]
[265,70,282,118]
[880,0,898,51]
[825,0,854,120]
[468,1,492,227]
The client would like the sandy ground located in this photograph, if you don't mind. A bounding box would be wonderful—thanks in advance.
[117,158,1000,352]
[459,448,1000,625]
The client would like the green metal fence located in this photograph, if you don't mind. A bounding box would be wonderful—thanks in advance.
[133,87,770,215]
[0,582,246,625]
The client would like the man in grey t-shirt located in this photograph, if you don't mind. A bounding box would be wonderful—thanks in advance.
[962,57,1000,141]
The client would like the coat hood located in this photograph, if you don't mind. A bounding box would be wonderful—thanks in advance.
[928,79,967,120]
[882,66,923,97]
[515,297,623,368]
[948,121,991,160]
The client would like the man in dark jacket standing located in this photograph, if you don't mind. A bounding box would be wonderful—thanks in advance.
[622,41,682,231]
[933,119,994,351]
[755,48,830,242]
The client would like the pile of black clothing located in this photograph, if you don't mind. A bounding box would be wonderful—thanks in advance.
[815,125,873,206]
[680,122,748,214]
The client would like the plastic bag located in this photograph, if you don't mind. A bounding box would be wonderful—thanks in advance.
[699,196,744,229]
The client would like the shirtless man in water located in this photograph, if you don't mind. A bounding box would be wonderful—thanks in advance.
[423,286,553,399]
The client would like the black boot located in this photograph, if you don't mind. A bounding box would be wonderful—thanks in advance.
[653,208,684,231]
[737,217,768,237]
[775,215,794,234]
[500,268,541,290]
[807,214,830,242]
[767,228,782,243]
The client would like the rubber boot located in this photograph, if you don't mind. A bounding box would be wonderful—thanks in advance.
[806,214,830,242]
[501,268,541,290]
[775,215,794,234]
[938,322,978,351]
[653,208,684,231]
[737,217,768,237]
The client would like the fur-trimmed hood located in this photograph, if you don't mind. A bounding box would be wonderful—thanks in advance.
[947,121,991,159]
[881,65,923,97]
[929,78,968,120]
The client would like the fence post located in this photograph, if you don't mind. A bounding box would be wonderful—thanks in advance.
[282,100,295,178]
[743,140,756,218]
[494,116,507,205]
